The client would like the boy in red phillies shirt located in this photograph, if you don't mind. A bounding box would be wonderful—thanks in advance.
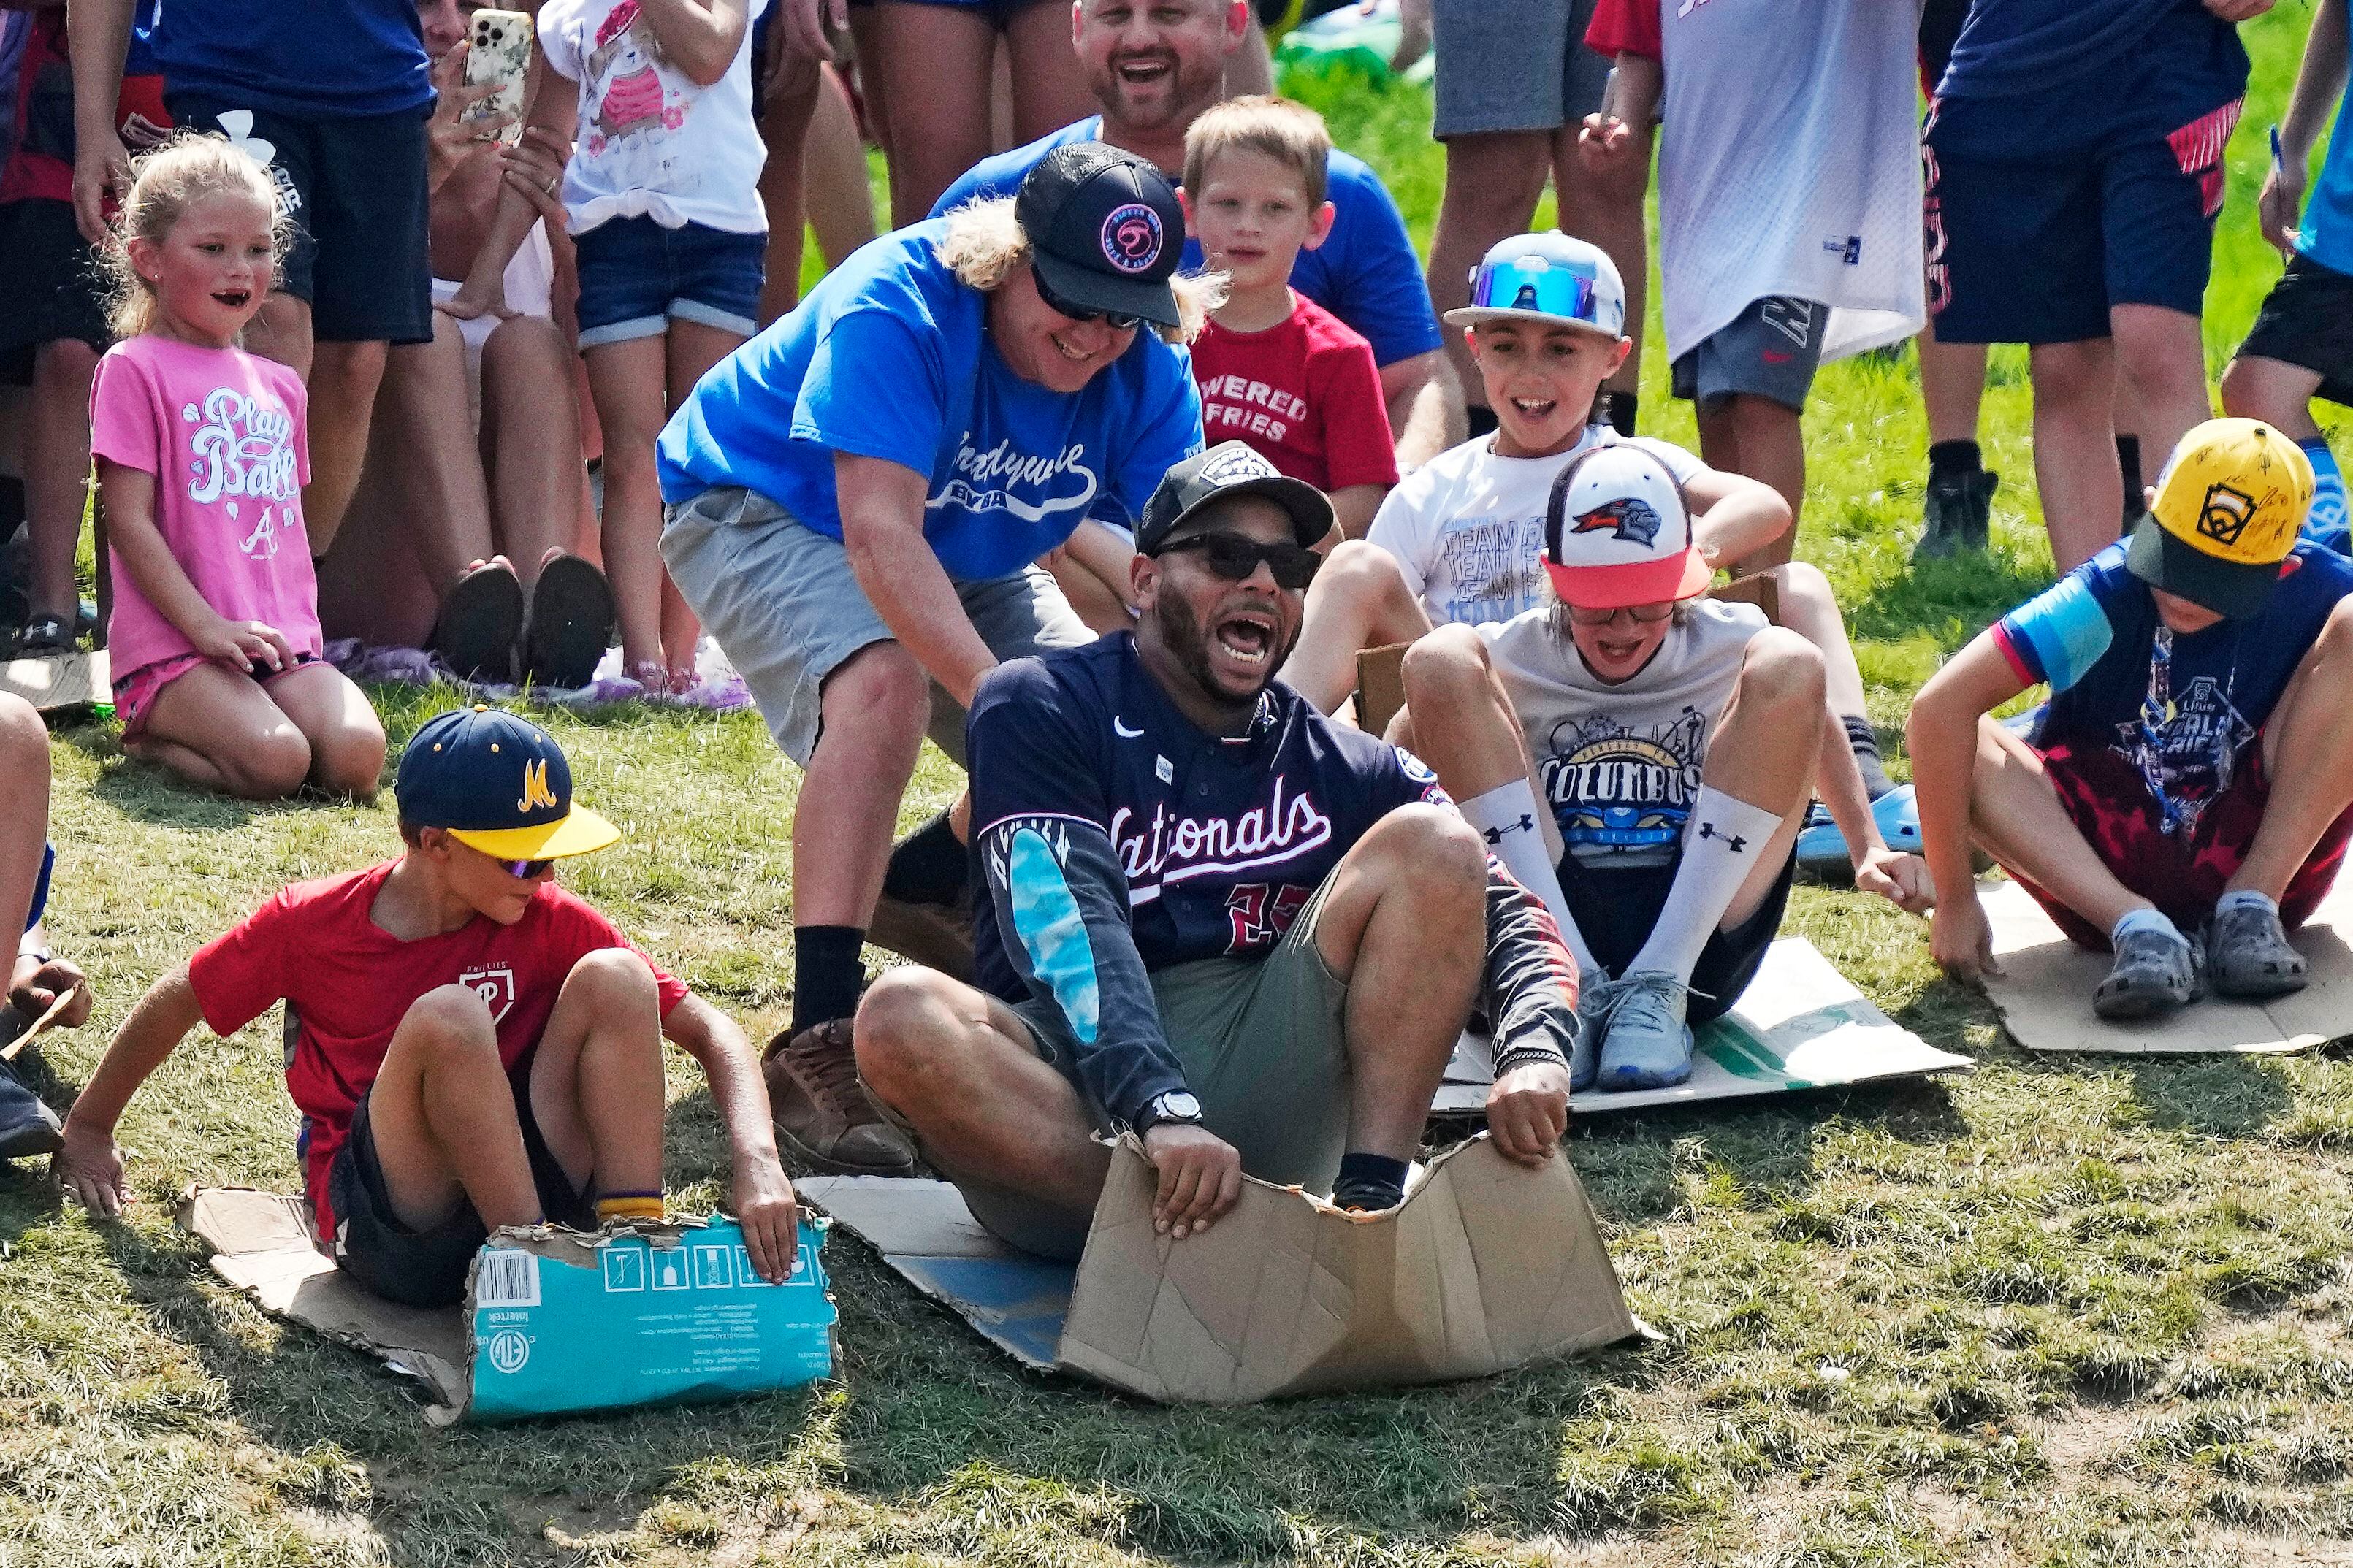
[1182,96,1397,538]
[53,705,799,1308]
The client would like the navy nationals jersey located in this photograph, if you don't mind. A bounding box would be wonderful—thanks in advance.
[966,632,1577,1131]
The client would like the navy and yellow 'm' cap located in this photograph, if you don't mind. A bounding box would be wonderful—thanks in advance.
[395,705,620,860]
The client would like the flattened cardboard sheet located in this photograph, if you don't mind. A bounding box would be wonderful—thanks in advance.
[1435,936,1972,1115]
[180,1187,836,1424]
[1,650,108,713]
[1983,873,2353,1055]
[804,1133,1634,1404]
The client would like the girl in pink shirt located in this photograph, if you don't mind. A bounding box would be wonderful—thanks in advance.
[91,136,386,801]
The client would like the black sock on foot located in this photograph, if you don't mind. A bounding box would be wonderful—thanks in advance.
[1604,389,1639,437]
[1927,439,1981,483]
[882,808,969,907]
[1465,404,1500,440]
[790,925,866,1035]
[1330,1151,1411,1212]
[1841,714,1894,800]
[2117,434,2144,524]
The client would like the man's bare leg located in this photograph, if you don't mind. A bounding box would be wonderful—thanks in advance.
[2028,337,2124,572]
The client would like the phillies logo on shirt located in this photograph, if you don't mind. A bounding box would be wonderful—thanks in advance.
[459,965,517,1024]
[1100,202,1164,273]
[1108,773,1333,903]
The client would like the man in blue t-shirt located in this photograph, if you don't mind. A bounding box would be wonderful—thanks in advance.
[2220,0,2353,557]
[657,145,1206,1174]
[930,0,1462,468]
[69,0,435,558]
[1909,420,2353,1022]
[1923,0,2272,574]
[850,445,1579,1259]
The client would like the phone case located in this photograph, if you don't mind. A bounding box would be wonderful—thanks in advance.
[462,9,534,148]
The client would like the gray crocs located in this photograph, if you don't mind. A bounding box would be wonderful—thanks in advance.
[2093,924,2203,1020]
[2206,902,2309,999]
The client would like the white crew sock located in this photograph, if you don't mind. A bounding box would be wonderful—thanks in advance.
[1627,785,1787,982]
[1459,779,1599,974]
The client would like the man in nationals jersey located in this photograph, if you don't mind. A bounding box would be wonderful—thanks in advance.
[54,706,799,1308]
[853,444,1581,1261]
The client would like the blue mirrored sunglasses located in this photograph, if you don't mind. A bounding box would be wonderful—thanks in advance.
[1465,255,1600,324]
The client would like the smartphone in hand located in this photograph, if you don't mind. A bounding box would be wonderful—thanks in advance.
[464,9,535,148]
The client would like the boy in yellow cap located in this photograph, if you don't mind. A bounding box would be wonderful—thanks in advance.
[1909,419,2353,1020]
[53,706,799,1306]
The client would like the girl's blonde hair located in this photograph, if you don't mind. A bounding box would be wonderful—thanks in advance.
[106,131,290,341]
[936,196,1226,345]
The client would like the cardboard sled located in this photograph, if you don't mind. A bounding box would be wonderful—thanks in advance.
[180,1187,836,1424]
[1982,873,2353,1055]
[1,649,107,714]
[1435,936,1974,1116]
[801,1133,1636,1404]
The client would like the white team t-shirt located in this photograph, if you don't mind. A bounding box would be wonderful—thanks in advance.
[1365,427,1704,627]
[1640,0,1924,364]
[1479,597,1766,870]
[539,0,769,235]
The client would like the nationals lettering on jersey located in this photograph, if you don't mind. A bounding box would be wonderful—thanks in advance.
[967,632,1444,987]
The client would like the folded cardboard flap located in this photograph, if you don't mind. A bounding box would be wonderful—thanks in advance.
[1059,1133,1633,1402]
[1355,642,1410,737]
[180,1187,836,1425]
[1983,874,2353,1055]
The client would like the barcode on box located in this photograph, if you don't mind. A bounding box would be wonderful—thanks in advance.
[476,1248,541,1307]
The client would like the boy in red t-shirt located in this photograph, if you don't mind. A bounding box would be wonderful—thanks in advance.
[54,705,799,1308]
[1181,96,1397,538]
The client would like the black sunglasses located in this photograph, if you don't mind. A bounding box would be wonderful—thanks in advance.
[1149,532,1322,590]
[1032,267,1145,332]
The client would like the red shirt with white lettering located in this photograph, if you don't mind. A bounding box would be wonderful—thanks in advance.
[1190,292,1397,492]
[187,861,688,1234]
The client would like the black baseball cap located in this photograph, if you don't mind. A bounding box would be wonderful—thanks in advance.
[1015,142,1185,329]
[1135,441,1336,555]
[395,705,620,860]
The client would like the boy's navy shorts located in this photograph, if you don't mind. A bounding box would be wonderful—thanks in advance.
[324,1043,596,1309]
[1559,849,1796,1026]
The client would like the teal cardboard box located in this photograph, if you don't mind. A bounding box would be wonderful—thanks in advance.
[467,1217,837,1423]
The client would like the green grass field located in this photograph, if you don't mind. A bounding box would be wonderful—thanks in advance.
[9,12,2353,1565]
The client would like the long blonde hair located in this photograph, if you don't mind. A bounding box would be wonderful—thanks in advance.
[106,132,289,341]
[936,196,1226,344]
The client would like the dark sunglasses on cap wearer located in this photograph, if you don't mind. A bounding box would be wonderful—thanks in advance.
[1032,267,1145,332]
[503,857,555,879]
[1147,531,1322,590]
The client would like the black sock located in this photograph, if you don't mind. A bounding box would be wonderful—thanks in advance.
[1927,439,1981,483]
[1841,714,1894,800]
[1604,389,1639,437]
[790,925,866,1035]
[1331,1151,1410,1212]
[1465,404,1499,440]
[881,808,969,908]
[2117,434,2145,525]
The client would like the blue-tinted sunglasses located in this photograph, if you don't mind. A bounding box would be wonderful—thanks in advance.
[1465,254,1601,324]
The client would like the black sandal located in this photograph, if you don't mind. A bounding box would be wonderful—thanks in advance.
[430,560,526,682]
[15,613,75,656]
[522,554,616,690]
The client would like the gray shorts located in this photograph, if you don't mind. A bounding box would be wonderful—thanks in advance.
[951,869,1354,1262]
[660,485,1093,765]
[1433,0,1611,139]
[1670,296,1829,414]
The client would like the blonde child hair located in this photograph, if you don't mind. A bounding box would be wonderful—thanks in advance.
[106,132,288,340]
[1181,95,1332,208]
[937,195,1225,344]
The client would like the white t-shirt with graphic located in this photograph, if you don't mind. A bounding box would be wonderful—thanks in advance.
[538,0,769,234]
[1366,427,1704,627]
[1478,597,1766,870]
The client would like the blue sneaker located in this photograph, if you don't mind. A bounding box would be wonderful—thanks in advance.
[1795,785,1922,879]
[1595,971,1696,1091]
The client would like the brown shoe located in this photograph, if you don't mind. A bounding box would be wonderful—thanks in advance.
[867,893,976,982]
[763,1018,917,1176]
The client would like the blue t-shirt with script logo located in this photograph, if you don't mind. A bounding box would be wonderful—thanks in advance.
[657,221,1204,581]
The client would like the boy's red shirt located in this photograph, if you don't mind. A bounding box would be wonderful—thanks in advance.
[187,860,687,1233]
[1191,291,1398,493]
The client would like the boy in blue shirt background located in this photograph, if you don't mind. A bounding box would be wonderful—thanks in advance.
[2221,0,2353,554]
